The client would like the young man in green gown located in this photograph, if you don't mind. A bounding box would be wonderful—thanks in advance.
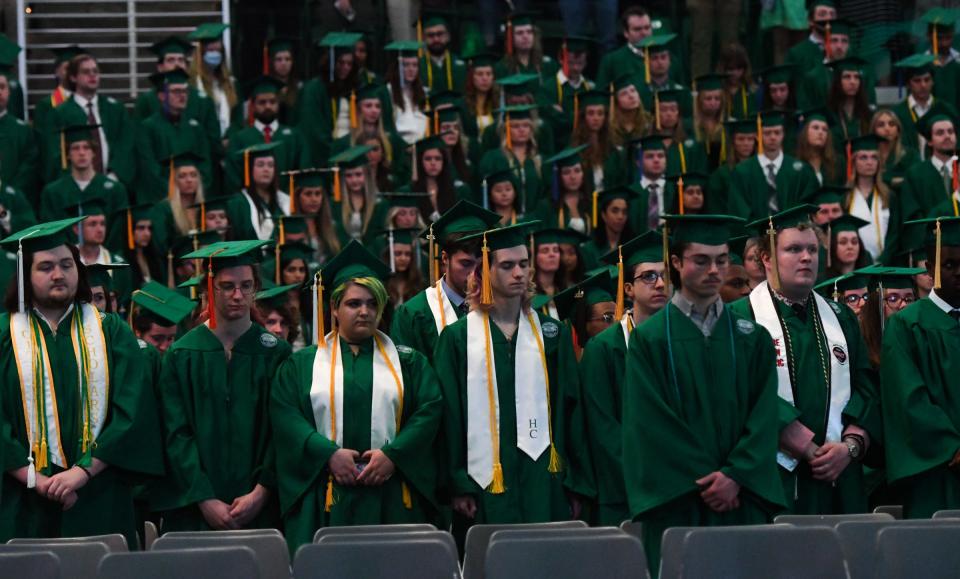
[580,230,667,525]
[271,241,443,553]
[153,240,291,531]
[623,214,785,575]
[0,218,163,546]
[434,221,594,526]
[881,216,960,518]
[730,205,880,515]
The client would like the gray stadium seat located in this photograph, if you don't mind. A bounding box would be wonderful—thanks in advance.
[489,527,625,544]
[162,528,284,538]
[9,533,128,552]
[932,509,960,519]
[0,551,60,579]
[143,521,158,550]
[773,512,894,526]
[873,505,903,520]
[153,533,289,579]
[831,520,960,579]
[658,524,793,579]
[679,526,847,579]
[619,520,643,539]
[462,521,587,579]
[485,534,647,579]
[316,530,458,569]
[311,523,436,543]
[97,546,260,579]
[293,539,459,579]
[876,526,960,579]
[0,542,108,579]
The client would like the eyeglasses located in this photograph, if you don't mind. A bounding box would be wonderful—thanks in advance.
[588,313,616,323]
[843,293,869,305]
[634,271,666,285]
[215,282,256,296]
[883,294,916,306]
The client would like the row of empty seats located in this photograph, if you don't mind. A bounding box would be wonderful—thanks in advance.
[3,509,960,579]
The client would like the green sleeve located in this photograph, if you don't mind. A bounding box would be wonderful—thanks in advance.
[134,123,165,204]
[433,323,474,496]
[580,332,625,504]
[297,80,332,166]
[839,307,882,443]
[555,324,595,499]
[3,186,37,234]
[13,126,40,198]
[389,302,423,353]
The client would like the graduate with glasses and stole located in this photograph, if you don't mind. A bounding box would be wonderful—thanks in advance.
[730,205,880,515]
[271,241,443,553]
[622,214,785,575]
[153,240,291,531]
[0,218,163,546]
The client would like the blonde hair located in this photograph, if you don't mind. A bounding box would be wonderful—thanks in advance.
[870,109,907,168]
[499,117,542,175]
[339,172,377,236]
[169,174,205,235]
[188,45,238,109]
[846,150,890,210]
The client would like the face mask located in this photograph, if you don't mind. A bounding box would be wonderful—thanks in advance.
[203,51,223,68]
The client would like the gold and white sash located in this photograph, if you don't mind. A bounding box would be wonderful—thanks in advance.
[466,310,553,490]
[749,282,850,471]
[310,330,404,449]
[425,279,459,335]
[620,312,635,349]
[10,304,109,485]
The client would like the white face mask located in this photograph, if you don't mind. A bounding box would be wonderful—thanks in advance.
[203,51,223,68]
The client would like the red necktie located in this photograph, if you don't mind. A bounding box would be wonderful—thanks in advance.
[263,126,272,144]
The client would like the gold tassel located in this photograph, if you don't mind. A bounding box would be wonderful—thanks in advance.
[655,91,661,131]
[490,462,506,494]
[325,474,335,512]
[333,168,341,202]
[81,420,90,452]
[481,232,492,305]
[608,83,615,125]
[402,482,413,509]
[126,209,134,250]
[592,190,599,228]
[505,117,513,149]
[934,24,940,59]
[289,173,296,214]
[935,219,943,290]
[572,92,579,133]
[275,243,282,285]
[200,201,206,232]
[614,245,625,319]
[38,438,48,470]
[244,150,251,189]
[60,132,67,171]
[719,128,727,164]
[678,177,685,215]
[168,158,175,200]
[644,47,651,84]
[679,143,687,173]
[662,225,671,294]
[548,444,562,474]
[767,217,781,291]
[349,90,358,129]
[417,19,424,59]
[445,50,453,90]
[756,114,764,156]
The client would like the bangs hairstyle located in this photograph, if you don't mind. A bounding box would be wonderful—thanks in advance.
[4,244,93,312]
[465,246,535,313]
[331,276,389,321]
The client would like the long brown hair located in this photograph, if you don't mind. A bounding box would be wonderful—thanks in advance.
[4,245,93,312]
[464,65,497,118]
[386,59,426,112]
[870,109,907,167]
[571,105,614,168]
[795,120,838,183]
[828,71,871,140]
[188,42,238,109]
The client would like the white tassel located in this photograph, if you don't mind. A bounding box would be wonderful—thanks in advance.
[388,229,396,273]
[311,274,320,346]
[17,240,24,314]
[26,456,36,489]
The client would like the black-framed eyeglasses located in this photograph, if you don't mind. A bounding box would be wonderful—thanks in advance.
[883,294,916,306]
[589,313,616,323]
[215,282,257,296]
[634,271,666,285]
[843,293,869,305]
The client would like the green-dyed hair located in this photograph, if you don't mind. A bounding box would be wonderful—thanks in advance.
[331,276,389,321]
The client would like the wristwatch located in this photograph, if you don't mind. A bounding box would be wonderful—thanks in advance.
[845,439,861,460]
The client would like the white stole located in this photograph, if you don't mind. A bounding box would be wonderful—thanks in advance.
[620,312,634,349]
[849,190,889,261]
[309,331,404,449]
[10,304,109,476]
[243,190,291,241]
[749,282,851,471]
[424,279,459,335]
[465,311,550,489]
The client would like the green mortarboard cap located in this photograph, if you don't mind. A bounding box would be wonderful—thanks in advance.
[825,17,855,36]
[415,134,447,155]
[66,198,107,218]
[62,124,101,146]
[171,230,222,259]
[636,33,676,53]
[355,81,383,101]
[664,214,746,245]
[273,241,314,264]
[237,141,282,162]
[828,55,867,75]
[267,37,296,57]
[806,185,848,205]
[916,103,957,140]
[0,217,86,253]
[895,53,937,78]
[848,134,881,153]
[376,227,422,246]
[922,8,959,31]
[188,195,232,212]
[746,204,819,236]
[757,64,796,85]
[809,0,836,10]
[188,22,229,42]
[544,144,589,168]
[178,275,204,289]
[580,89,611,107]
[183,239,270,271]
[287,169,327,189]
[382,191,430,209]
[461,220,542,251]
[329,145,372,169]
[603,230,663,268]
[904,215,960,246]
[149,68,190,89]
[428,89,462,110]
[320,239,391,287]
[611,72,640,92]
[725,118,757,135]
[672,171,710,189]
[497,73,539,96]
[559,35,595,54]
[319,32,363,50]
[727,235,749,266]
[856,265,925,291]
[694,73,728,91]
[419,9,452,28]
[533,228,588,247]
[384,40,422,57]
[596,185,639,207]
[506,10,538,27]
[463,50,499,68]
[255,282,299,307]
[814,272,867,296]
[0,37,22,66]
[132,281,197,325]
[424,200,502,244]
[495,104,536,120]
[830,214,870,233]
[483,167,520,188]
[86,262,128,291]
[759,110,786,127]
[277,214,309,235]
[244,75,285,98]
[165,150,205,169]
[434,107,460,124]
[122,202,153,223]
[655,88,685,104]
[52,45,85,64]
[149,36,191,58]
[553,269,616,320]
[633,134,668,152]
[797,107,835,127]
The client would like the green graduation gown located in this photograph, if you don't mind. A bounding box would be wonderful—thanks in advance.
[224,124,310,194]
[729,294,880,515]
[622,303,786,573]
[900,159,955,221]
[728,155,818,222]
[153,323,291,530]
[46,96,137,187]
[0,309,164,547]
[537,74,594,152]
[784,38,825,85]
[434,311,594,524]
[389,284,466,365]
[38,174,128,224]
[890,98,960,156]
[0,182,36,237]
[296,78,333,166]
[0,112,40,203]
[271,337,443,553]
[135,112,214,203]
[880,297,960,519]
[478,149,544,215]
[134,87,222,156]
[421,52,468,94]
